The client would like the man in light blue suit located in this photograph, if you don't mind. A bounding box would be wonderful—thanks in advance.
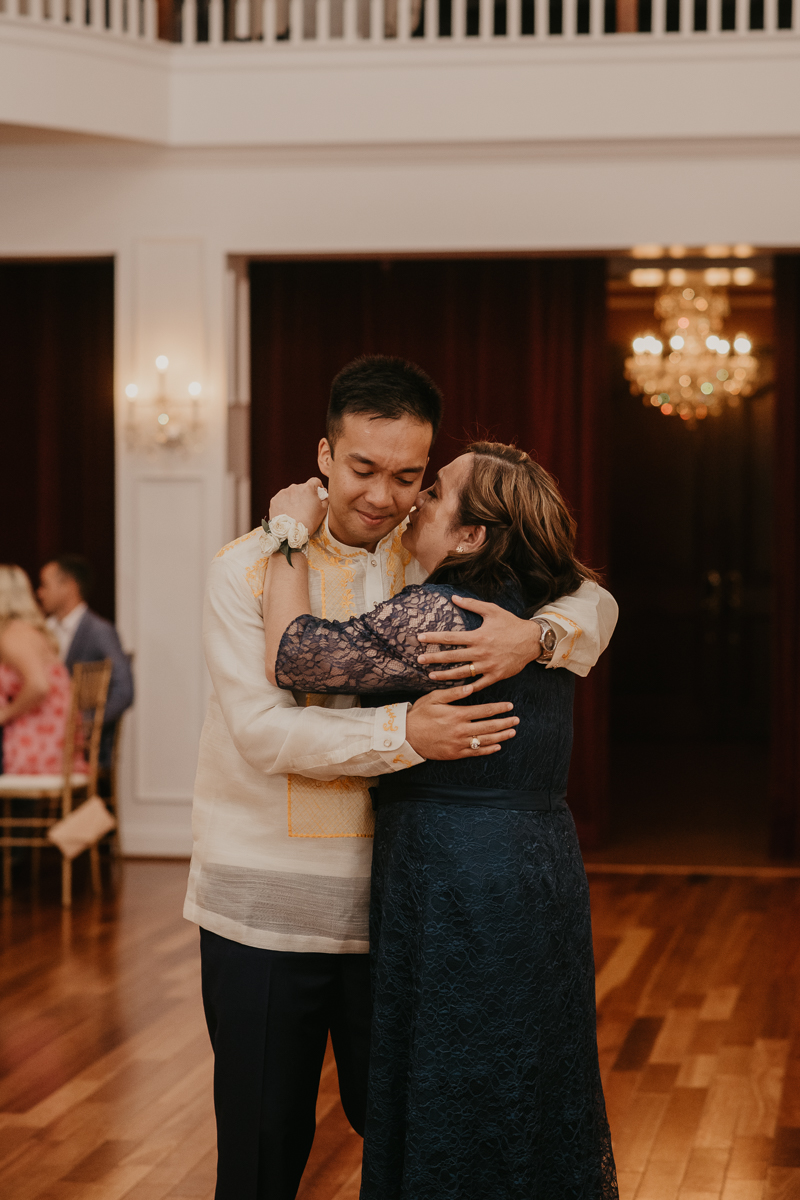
[38,555,134,767]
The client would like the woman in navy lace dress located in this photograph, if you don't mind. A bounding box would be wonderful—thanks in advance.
[262,443,618,1200]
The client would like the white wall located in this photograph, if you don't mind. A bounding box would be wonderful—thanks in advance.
[114,237,228,854]
[1,131,798,854]
[3,21,800,147]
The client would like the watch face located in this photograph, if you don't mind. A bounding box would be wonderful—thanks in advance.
[542,629,557,653]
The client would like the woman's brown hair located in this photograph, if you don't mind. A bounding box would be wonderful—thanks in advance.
[427,442,599,610]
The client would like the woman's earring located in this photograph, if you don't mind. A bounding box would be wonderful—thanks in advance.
[455,545,464,554]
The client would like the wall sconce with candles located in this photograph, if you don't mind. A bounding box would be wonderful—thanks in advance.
[125,356,205,454]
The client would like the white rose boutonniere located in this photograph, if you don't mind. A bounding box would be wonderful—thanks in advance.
[260,515,310,567]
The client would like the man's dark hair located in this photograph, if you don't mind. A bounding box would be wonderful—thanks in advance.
[326,355,443,450]
[54,554,94,601]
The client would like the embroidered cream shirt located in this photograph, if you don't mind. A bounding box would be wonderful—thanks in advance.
[184,518,618,954]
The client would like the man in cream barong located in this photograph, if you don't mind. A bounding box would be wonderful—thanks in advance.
[185,356,618,1200]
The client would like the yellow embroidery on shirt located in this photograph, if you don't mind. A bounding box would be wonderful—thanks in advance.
[306,526,357,620]
[215,528,260,558]
[392,754,413,767]
[245,555,269,599]
[287,693,376,839]
[287,774,376,839]
[286,522,411,839]
[287,529,364,836]
[385,525,413,599]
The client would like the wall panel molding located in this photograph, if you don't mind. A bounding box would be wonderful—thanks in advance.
[134,476,206,807]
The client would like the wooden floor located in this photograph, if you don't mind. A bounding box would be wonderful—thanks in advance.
[1,859,800,1200]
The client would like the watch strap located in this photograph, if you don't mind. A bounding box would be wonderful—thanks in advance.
[532,618,558,663]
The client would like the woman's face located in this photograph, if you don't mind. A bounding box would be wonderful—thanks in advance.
[402,454,478,573]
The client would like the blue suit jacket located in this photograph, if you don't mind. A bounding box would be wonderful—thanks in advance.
[65,610,134,766]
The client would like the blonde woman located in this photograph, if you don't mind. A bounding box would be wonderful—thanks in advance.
[0,565,77,775]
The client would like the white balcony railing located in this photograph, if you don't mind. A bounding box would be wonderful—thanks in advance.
[0,0,158,39]
[0,0,798,45]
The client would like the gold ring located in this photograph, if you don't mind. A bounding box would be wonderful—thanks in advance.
[469,663,477,677]
[470,737,481,750]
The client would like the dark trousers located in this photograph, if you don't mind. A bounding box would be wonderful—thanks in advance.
[200,928,372,1200]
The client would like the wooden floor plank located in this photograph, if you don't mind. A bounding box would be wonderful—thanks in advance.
[3,862,800,1199]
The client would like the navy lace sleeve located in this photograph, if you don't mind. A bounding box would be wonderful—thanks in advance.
[274,584,480,694]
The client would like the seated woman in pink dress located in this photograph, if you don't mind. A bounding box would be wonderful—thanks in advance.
[0,565,80,776]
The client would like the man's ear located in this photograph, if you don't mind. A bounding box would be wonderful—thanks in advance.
[318,438,333,479]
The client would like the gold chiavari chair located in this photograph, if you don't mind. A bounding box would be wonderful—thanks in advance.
[0,658,113,907]
[97,651,133,861]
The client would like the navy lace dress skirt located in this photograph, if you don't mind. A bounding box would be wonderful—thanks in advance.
[272,579,616,1198]
[360,797,617,1200]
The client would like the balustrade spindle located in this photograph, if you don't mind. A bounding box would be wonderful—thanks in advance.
[397,0,409,37]
[262,0,275,41]
[209,0,223,41]
[128,0,139,34]
[506,0,520,36]
[651,0,666,34]
[50,0,65,24]
[29,0,44,21]
[589,0,603,34]
[317,0,330,39]
[144,0,155,35]
[534,0,548,35]
[736,0,748,31]
[764,0,777,30]
[344,0,357,37]
[479,0,492,38]
[562,0,576,36]
[707,0,720,31]
[235,0,248,36]
[288,0,300,39]
[369,0,381,38]
[794,0,799,31]
[680,0,692,32]
[424,0,437,37]
[111,0,123,31]
[452,0,465,38]
[183,0,196,41]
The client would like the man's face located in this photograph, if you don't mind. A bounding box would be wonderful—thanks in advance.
[37,563,76,617]
[318,413,432,550]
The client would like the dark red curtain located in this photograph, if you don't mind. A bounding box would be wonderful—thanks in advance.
[250,258,609,845]
[0,260,116,620]
[771,258,800,857]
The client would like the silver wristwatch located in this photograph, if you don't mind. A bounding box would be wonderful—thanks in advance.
[532,618,558,664]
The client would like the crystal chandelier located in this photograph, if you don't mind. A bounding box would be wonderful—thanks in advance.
[625,279,759,424]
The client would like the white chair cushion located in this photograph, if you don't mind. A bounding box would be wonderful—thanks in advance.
[0,773,89,795]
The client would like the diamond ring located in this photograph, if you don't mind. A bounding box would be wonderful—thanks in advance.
[470,737,481,750]
[469,663,477,677]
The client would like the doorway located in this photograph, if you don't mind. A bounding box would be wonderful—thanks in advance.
[0,259,116,620]
[589,260,775,866]
[248,255,611,843]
